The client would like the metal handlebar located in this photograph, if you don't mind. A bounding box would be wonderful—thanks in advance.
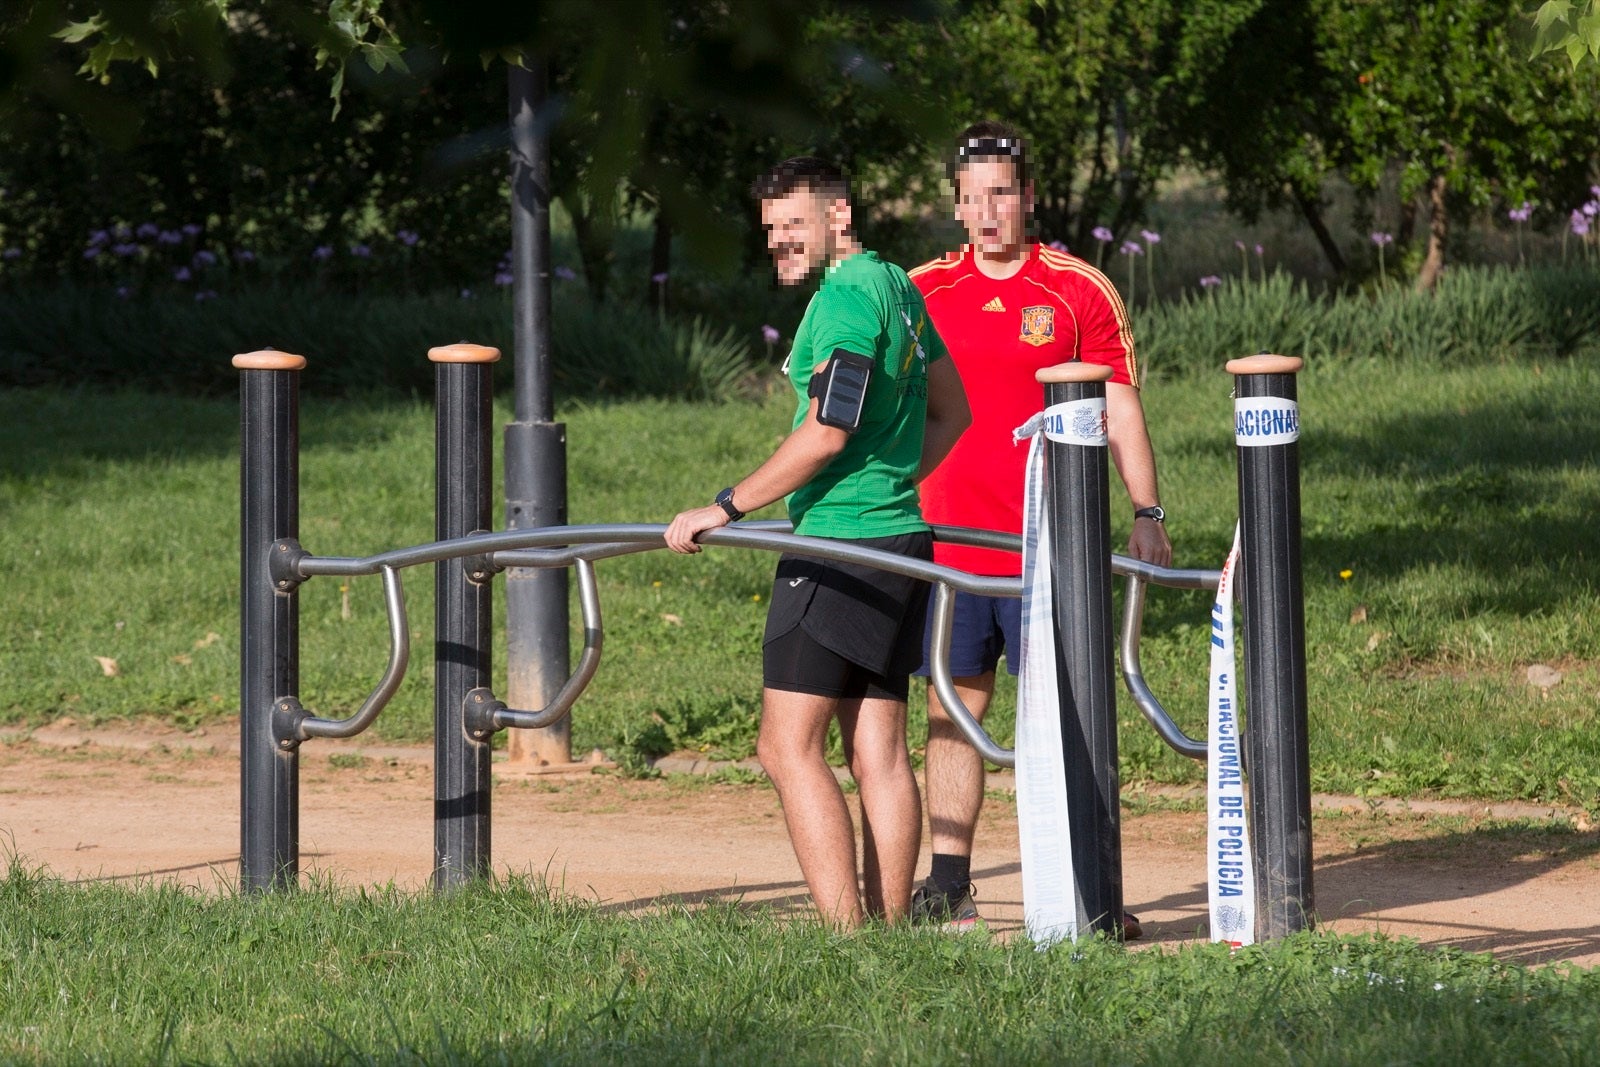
[287,566,411,742]
[472,558,604,732]
[281,522,1216,763]
[927,582,1016,766]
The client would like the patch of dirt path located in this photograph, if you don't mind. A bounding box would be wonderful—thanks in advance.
[4,724,1598,968]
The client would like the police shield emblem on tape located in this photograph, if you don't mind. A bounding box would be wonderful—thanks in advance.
[1019,305,1055,347]
[1041,398,1107,447]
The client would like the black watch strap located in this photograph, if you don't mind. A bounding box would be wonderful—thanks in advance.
[1134,505,1165,523]
[714,487,744,521]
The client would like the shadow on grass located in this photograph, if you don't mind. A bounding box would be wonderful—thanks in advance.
[1143,385,1600,626]
[0,386,429,482]
[1135,819,1600,966]
[1301,389,1600,610]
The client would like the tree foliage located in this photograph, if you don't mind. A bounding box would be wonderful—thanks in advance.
[1530,0,1600,67]
[1,0,1596,299]
[1315,0,1600,287]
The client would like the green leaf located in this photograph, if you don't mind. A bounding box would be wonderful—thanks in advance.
[1532,0,1574,34]
[1579,12,1600,51]
[53,18,106,45]
[328,64,346,120]
[363,42,408,75]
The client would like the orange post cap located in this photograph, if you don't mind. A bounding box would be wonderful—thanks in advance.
[1036,362,1113,384]
[1226,354,1304,375]
[232,350,307,371]
[428,343,501,364]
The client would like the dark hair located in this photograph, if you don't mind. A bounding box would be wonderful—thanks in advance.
[751,156,852,207]
[948,120,1029,188]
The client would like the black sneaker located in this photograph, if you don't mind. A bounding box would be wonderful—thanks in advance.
[910,880,982,931]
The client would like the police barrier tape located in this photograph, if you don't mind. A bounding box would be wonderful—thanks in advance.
[1015,412,1080,945]
[1207,524,1256,946]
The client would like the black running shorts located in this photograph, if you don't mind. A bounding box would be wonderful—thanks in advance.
[761,530,933,701]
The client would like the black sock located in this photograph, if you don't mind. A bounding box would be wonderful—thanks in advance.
[929,853,971,895]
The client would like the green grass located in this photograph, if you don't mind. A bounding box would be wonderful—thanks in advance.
[3,348,1598,807]
[5,861,1600,1066]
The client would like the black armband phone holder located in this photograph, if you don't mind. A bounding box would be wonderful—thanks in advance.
[809,349,874,432]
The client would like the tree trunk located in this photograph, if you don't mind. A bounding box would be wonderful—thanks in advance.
[647,207,670,309]
[562,195,611,303]
[1397,196,1416,247]
[1416,173,1448,292]
[1291,185,1346,277]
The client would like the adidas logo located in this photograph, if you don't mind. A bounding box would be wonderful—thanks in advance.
[981,297,1006,312]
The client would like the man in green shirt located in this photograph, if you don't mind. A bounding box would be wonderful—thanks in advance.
[666,157,970,928]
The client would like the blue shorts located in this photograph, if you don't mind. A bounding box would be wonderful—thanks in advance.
[913,589,1022,679]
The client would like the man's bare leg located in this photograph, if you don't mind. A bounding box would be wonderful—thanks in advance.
[757,686,862,928]
[838,695,922,922]
[924,674,995,858]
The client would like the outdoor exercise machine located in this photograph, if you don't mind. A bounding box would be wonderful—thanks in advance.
[236,345,1309,939]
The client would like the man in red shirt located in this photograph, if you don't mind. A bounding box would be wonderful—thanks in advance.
[909,121,1172,933]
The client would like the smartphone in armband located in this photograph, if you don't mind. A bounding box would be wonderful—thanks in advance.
[809,349,874,432]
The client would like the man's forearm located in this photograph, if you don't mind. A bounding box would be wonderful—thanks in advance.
[915,358,971,483]
[728,404,847,514]
[916,412,967,483]
[1106,382,1160,509]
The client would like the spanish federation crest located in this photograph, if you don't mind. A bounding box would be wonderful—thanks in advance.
[1020,305,1055,347]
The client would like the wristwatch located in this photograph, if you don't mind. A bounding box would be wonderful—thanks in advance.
[714,487,745,522]
[1134,505,1166,524]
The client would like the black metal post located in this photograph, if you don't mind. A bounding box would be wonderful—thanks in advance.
[505,58,572,767]
[1229,353,1312,938]
[432,343,500,889]
[236,350,305,893]
[1038,363,1122,937]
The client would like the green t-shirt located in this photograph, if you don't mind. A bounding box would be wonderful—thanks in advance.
[785,251,950,539]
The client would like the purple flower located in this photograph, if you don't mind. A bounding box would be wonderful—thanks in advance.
[1592,184,1600,199]
[761,324,780,345]
[181,223,202,237]
[312,245,333,261]
[1573,211,1592,237]
[82,247,103,260]
[1047,239,1069,252]
[459,288,475,299]
[554,265,576,281]
[1584,200,1599,218]
[1508,202,1533,223]
[1199,275,1222,289]
[112,243,140,257]
[1119,240,1143,256]
[1,248,21,260]
[234,249,256,264]
[115,285,132,299]
[397,229,419,247]
[494,270,514,286]
[194,289,218,302]
[1139,229,1161,244]
[651,271,669,284]
[349,243,371,258]
[157,230,183,245]
[1234,239,1246,251]
[1370,231,1393,247]
[1254,244,1264,256]
[173,266,191,282]
[192,249,217,267]
[88,229,110,246]
[136,222,160,239]
[1092,226,1114,243]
